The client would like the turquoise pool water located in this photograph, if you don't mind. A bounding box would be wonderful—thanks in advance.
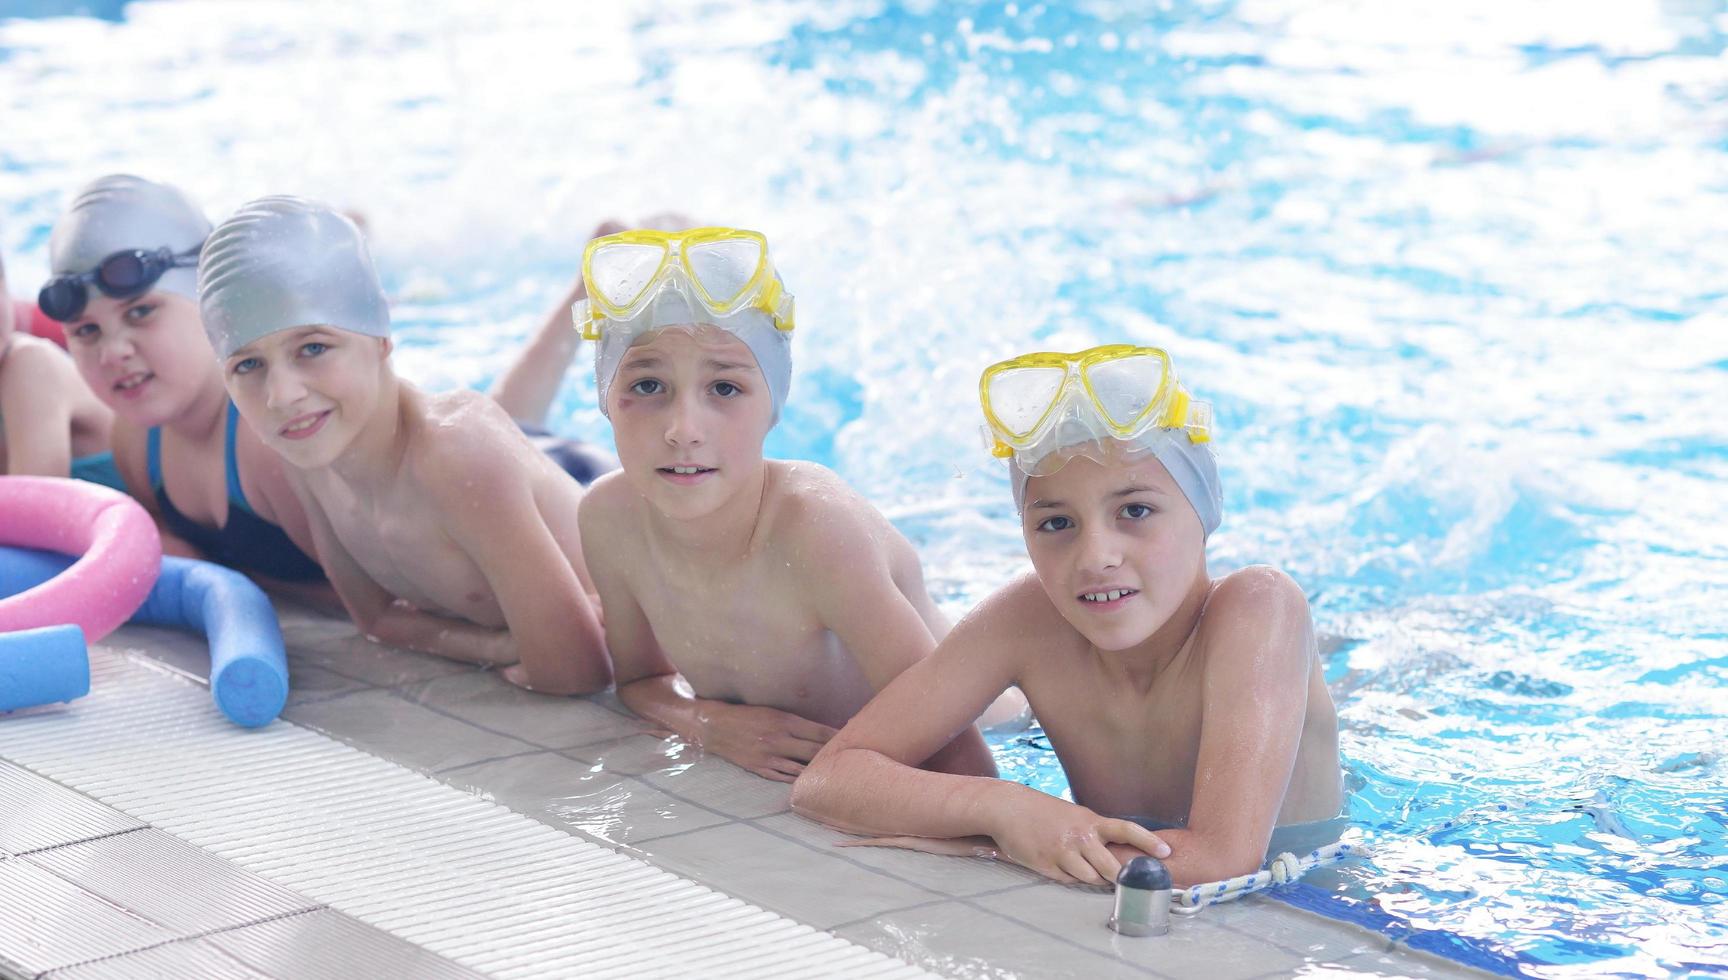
[4,1,1725,975]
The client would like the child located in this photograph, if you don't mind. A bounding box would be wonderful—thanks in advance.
[792,344,1343,886]
[575,227,995,782]
[44,175,325,583]
[198,195,609,695]
[0,243,120,487]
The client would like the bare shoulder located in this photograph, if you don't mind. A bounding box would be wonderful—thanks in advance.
[950,570,1080,671]
[766,460,899,564]
[1207,565,1309,621]
[408,389,537,499]
[575,469,643,548]
[1199,565,1314,669]
[0,336,74,394]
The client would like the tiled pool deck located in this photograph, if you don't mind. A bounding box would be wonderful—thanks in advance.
[1,601,1488,979]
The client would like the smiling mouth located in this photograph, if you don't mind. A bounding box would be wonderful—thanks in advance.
[658,465,716,476]
[113,371,153,392]
[1079,589,1140,604]
[279,410,331,439]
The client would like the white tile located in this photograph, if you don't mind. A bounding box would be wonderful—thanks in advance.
[289,633,477,688]
[755,811,1043,898]
[641,822,943,930]
[977,881,1307,980]
[283,688,537,773]
[398,671,647,749]
[440,750,730,845]
[835,901,1155,979]
[567,735,793,818]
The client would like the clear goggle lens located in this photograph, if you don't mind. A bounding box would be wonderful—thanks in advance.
[587,242,669,312]
[685,238,763,310]
[985,351,1171,446]
[588,236,767,316]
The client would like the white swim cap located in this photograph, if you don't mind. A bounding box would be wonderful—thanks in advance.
[1010,425,1224,538]
[199,196,389,359]
[49,175,210,301]
[589,278,793,426]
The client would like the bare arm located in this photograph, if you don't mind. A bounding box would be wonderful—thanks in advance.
[803,511,995,776]
[0,344,75,477]
[1110,567,1317,885]
[581,485,834,781]
[435,451,610,695]
[794,576,1171,885]
[293,472,514,667]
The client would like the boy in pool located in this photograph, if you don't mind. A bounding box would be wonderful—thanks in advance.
[576,227,996,782]
[792,344,1342,886]
[0,244,119,486]
[198,195,609,695]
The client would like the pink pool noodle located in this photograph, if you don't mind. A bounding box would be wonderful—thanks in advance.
[0,476,161,641]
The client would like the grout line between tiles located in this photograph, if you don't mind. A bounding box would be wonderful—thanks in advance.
[824,898,955,933]
[946,893,1165,977]
[434,747,556,776]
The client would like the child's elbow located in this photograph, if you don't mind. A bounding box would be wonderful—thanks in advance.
[789,754,840,820]
[1177,839,1267,888]
[787,778,823,823]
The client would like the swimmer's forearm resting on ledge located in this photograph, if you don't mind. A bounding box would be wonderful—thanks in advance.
[353,600,517,667]
[794,745,1180,885]
[618,673,838,782]
[797,745,1289,886]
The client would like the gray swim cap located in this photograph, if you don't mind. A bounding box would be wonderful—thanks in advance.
[590,279,793,427]
[48,175,210,300]
[1012,428,1223,538]
[199,196,389,359]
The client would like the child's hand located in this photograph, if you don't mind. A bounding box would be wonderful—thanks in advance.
[700,703,838,782]
[989,793,1171,886]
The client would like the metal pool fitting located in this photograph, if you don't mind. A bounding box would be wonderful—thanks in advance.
[1109,855,1172,936]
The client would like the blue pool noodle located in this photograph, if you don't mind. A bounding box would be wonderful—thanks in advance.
[0,547,288,726]
[0,624,89,712]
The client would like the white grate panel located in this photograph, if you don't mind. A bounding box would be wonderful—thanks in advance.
[0,650,931,980]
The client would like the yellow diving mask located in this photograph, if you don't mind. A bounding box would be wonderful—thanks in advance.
[574,226,795,340]
[979,344,1213,477]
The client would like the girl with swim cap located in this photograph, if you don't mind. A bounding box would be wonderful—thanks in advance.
[0,237,120,488]
[43,175,327,585]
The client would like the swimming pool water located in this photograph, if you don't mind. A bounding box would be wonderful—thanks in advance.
[4,1,1725,975]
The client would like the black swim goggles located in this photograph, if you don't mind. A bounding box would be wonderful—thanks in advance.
[38,245,203,322]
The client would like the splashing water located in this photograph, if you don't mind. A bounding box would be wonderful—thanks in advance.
[4,1,1725,974]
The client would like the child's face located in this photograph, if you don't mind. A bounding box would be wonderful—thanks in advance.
[605,326,774,521]
[223,325,388,469]
[1021,450,1207,652]
[64,289,216,427]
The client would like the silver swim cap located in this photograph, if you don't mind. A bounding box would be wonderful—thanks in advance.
[48,175,210,300]
[199,196,389,359]
[1012,428,1223,538]
[589,280,793,427]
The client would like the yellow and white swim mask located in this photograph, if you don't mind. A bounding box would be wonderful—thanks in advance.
[576,227,795,425]
[980,344,1222,536]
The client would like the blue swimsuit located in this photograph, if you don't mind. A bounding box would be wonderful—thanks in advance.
[146,402,325,583]
[70,450,126,492]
